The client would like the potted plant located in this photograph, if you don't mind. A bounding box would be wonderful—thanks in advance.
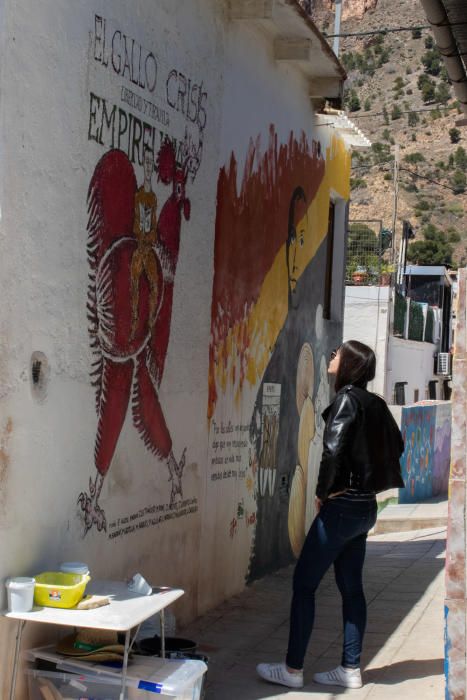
[379,262,394,286]
[352,265,368,285]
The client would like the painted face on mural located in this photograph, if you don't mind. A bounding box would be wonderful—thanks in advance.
[287,188,309,308]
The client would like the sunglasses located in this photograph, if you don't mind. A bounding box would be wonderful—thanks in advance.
[330,348,340,361]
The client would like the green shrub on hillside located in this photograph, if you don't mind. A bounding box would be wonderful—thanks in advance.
[448,229,461,243]
[455,147,467,171]
[421,49,442,76]
[402,180,418,192]
[393,76,405,91]
[451,170,466,194]
[347,89,361,112]
[415,199,431,211]
[435,82,451,105]
[407,224,454,266]
[450,128,461,144]
[371,142,391,163]
[382,106,389,125]
[404,152,425,164]
[350,177,367,190]
[391,103,402,120]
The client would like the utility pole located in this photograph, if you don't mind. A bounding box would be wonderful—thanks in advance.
[391,143,400,272]
[333,0,343,57]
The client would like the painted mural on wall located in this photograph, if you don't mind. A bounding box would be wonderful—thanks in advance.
[78,14,206,534]
[399,402,451,503]
[399,405,436,503]
[207,128,349,581]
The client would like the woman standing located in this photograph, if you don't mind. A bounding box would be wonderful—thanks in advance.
[257,340,405,690]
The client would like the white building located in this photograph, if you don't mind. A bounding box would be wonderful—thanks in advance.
[343,266,453,403]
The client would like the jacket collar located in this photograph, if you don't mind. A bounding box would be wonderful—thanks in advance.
[322,384,368,421]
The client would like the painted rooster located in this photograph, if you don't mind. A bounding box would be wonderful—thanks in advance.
[78,138,191,534]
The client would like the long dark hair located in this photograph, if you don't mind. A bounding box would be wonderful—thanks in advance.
[334,340,376,392]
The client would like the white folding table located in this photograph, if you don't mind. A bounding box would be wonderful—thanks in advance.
[4,579,184,700]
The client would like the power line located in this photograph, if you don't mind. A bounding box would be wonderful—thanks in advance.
[325,25,431,39]
[350,105,454,119]
[325,21,467,39]
[399,166,464,194]
[351,161,392,171]
[350,163,465,194]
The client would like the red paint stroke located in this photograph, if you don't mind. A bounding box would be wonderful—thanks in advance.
[208,127,325,416]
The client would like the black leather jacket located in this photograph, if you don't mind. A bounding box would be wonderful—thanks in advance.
[316,385,405,501]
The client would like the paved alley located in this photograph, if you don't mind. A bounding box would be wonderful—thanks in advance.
[180,526,446,699]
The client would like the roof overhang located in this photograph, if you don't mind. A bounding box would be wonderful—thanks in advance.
[419,0,467,121]
[405,265,453,286]
[228,0,346,101]
[314,110,372,149]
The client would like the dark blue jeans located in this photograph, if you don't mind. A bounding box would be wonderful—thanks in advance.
[286,497,377,670]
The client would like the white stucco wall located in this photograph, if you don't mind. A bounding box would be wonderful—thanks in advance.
[343,285,391,396]
[0,1,350,692]
[0,1,223,692]
[387,336,438,404]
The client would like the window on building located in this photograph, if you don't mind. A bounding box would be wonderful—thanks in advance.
[394,382,407,406]
[428,380,437,400]
[323,202,335,320]
[413,389,419,403]
[443,379,452,400]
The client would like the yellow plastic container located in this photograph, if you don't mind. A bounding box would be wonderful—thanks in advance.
[34,572,91,608]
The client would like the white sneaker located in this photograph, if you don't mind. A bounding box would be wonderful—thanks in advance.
[256,662,304,689]
[313,665,362,688]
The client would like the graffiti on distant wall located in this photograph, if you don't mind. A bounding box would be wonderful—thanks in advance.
[399,403,451,503]
[208,128,349,580]
[399,405,435,503]
[78,14,207,534]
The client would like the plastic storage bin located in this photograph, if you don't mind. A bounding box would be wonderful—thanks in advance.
[27,669,122,700]
[58,657,206,699]
[26,650,207,700]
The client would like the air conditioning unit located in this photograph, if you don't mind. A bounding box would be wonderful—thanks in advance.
[436,352,452,376]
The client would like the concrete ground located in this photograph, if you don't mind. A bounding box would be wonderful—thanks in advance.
[374,496,448,534]
[180,516,446,699]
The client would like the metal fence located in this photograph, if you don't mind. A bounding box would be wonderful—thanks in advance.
[345,219,392,286]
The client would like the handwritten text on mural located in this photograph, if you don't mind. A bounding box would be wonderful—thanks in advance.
[210,421,250,481]
[108,498,198,540]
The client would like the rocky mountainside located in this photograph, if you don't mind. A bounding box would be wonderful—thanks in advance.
[311,0,467,267]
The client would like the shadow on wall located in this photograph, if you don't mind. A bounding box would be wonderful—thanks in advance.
[398,403,451,504]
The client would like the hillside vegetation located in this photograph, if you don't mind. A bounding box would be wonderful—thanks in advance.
[313,0,467,267]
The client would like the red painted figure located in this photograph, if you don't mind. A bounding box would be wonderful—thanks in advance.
[78,139,190,534]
